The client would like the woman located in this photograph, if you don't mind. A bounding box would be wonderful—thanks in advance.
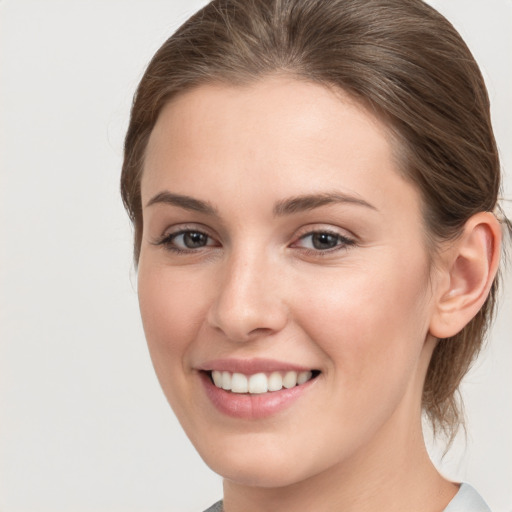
[121,0,510,510]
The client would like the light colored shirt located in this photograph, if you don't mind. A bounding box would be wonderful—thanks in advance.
[202,482,491,512]
[444,483,491,512]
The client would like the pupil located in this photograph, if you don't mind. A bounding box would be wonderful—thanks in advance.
[312,233,338,250]
[184,232,207,248]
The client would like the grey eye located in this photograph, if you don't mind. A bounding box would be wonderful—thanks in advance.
[293,230,355,252]
[310,232,340,250]
[173,231,210,249]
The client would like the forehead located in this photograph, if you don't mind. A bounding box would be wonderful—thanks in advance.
[142,76,420,217]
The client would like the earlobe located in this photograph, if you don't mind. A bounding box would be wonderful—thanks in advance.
[429,212,501,339]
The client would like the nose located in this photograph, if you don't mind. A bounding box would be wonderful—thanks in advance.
[207,251,289,343]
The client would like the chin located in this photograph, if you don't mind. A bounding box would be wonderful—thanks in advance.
[208,455,306,488]
[193,431,329,489]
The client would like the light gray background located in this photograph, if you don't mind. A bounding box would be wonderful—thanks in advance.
[0,1,510,511]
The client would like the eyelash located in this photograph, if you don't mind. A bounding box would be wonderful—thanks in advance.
[154,228,218,254]
[292,230,356,256]
[154,228,356,256]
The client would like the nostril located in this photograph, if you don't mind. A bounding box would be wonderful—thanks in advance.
[247,327,275,338]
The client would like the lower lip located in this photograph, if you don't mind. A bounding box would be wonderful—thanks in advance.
[199,372,316,419]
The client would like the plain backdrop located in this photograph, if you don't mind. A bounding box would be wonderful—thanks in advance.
[0,1,511,511]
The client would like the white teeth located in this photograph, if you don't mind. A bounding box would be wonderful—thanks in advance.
[248,373,268,394]
[210,369,316,394]
[212,370,223,387]
[268,371,283,391]
[231,373,248,393]
[221,371,231,390]
[297,370,312,385]
[283,371,298,389]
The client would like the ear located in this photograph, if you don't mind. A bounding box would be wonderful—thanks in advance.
[429,212,502,339]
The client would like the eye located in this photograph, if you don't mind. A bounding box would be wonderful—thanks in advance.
[174,231,210,249]
[293,230,355,252]
[155,229,219,253]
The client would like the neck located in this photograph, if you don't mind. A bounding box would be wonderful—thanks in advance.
[222,407,457,512]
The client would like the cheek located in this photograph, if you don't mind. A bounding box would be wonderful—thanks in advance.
[295,254,432,400]
[137,262,210,377]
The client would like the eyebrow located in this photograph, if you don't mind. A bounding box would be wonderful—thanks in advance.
[273,192,377,216]
[145,190,377,217]
[145,191,219,216]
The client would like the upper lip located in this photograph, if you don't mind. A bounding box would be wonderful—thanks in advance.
[196,358,315,374]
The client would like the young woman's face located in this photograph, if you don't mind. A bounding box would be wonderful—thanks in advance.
[138,77,439,487]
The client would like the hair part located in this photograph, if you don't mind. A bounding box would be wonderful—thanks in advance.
[121,0,509,441]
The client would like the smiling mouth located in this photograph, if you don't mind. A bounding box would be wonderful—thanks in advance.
[207,369,321,394]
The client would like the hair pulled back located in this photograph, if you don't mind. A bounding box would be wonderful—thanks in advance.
[121,0,508,438]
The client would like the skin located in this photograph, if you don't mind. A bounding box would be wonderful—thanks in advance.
[137,76,474,511]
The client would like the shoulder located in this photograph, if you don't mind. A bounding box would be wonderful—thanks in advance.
[202,485,490,512]
[203,501,223,512]
[443,483,492,512]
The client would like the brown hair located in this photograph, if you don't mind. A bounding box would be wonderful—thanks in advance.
[121,0,509,439]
